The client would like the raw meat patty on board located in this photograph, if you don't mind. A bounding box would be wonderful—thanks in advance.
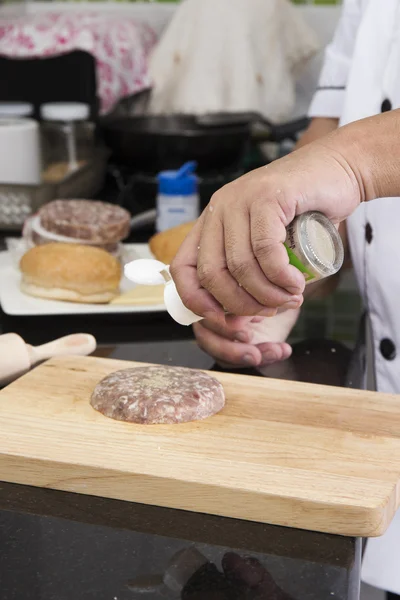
[90,365,225,424]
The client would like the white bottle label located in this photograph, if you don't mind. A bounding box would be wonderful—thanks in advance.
[156,194,199,232]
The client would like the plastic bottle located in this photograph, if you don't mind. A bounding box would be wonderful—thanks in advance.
[156,161,200,232]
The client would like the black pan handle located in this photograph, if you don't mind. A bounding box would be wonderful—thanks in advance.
[267,117,310,143]
[196,112,310,142]
[196,112,258,128]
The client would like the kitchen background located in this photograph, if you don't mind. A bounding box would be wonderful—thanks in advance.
[0,0,362,348]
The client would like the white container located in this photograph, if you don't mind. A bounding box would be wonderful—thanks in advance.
[156,161,199,232]
[0,102,34,118]
[0,118,41,185]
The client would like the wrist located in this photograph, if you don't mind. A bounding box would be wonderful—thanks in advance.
[331,110,400,202]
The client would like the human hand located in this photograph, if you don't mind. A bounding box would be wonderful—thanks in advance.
[194,309,299,368]
[171,130,362,320]
[221,552,294,600]
[181,552,294,600]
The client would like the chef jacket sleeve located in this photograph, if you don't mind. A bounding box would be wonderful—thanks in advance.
[308,0,363,119]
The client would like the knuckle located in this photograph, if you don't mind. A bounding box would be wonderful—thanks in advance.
[197,262,219,290]
[209,190,220,204]
[224,298,259,317]
[265,263,288,285]
[252,237,274,259]
[252,239,284,282]
[226,256,253,283]
[209,189,224,208]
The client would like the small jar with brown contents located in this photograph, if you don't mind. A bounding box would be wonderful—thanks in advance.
[40,102,94,183]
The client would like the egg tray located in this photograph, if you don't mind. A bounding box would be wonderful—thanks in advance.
[0,148,109,231]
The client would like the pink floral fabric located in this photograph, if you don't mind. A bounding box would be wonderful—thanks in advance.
[0,12,157,113]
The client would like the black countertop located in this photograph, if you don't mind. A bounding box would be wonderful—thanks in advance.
[0,231,362,600]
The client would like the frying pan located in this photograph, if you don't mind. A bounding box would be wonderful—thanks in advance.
[101,91,309,173]
[100,114,251,173]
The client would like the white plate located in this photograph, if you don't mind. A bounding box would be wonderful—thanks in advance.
[0,244,167,316]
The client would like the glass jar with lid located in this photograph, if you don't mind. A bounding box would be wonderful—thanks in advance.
[284,211,344,284]
[40,102,95,183]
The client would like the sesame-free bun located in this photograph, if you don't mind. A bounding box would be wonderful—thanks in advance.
[149,221,195,265]
[20,243,122,304]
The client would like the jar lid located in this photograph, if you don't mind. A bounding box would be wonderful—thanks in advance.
[40,102,90,122]
[297,211,344,278]
[158,161,198,196]
[0,102,34,117]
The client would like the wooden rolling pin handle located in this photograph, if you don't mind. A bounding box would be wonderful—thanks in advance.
[0,333,97,387]
[27,334,97,367]
[0,334,31,387]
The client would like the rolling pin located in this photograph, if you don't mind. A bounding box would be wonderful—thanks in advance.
[0,333,97,387]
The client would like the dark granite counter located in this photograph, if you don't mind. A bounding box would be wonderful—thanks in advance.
[0,231,361,600]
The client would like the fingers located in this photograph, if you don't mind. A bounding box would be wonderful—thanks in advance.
[222,553,270,588]
[222,553,294,600]
[257,341,292,364]
[170,215,224,322]
[172,185,304,319]
[193,321,262,367]
[196,207,278,317]
[223,202,304,309]
[250,197,306,296]
[200,316,254,343]
[194,320,292,368]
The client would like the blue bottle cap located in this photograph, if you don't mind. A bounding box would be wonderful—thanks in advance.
[158,161,198,196]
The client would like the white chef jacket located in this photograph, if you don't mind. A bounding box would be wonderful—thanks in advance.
[309,0,400,594]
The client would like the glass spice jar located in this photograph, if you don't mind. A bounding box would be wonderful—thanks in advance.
[40,102,94,183]
[285,211,344,284]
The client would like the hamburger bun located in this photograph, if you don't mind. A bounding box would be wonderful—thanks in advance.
[149,221,195,265]
[20,243,122,304]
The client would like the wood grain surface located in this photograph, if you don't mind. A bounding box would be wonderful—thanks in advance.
[1,355,400,537]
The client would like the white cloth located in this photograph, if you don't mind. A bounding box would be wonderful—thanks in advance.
[308,0,400,593]
[148,0,319,122]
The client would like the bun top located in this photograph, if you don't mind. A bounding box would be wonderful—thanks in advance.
[149,221,195,265]
[20,243,122,294]
[38,199,131,244]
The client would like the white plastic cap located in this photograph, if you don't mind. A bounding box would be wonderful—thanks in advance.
[40,102,90,122]
[123,258,203,326]
[164,279,202,326]
[0,102,33,117]
[124,258,167,286]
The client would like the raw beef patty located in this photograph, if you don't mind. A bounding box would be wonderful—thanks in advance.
[90,365,225,424]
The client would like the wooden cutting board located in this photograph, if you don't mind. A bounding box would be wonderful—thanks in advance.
[1,355,400,537]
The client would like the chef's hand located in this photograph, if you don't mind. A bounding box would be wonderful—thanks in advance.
[194,309,299,368]
[171,120,373,319]
[222,552,294,600]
